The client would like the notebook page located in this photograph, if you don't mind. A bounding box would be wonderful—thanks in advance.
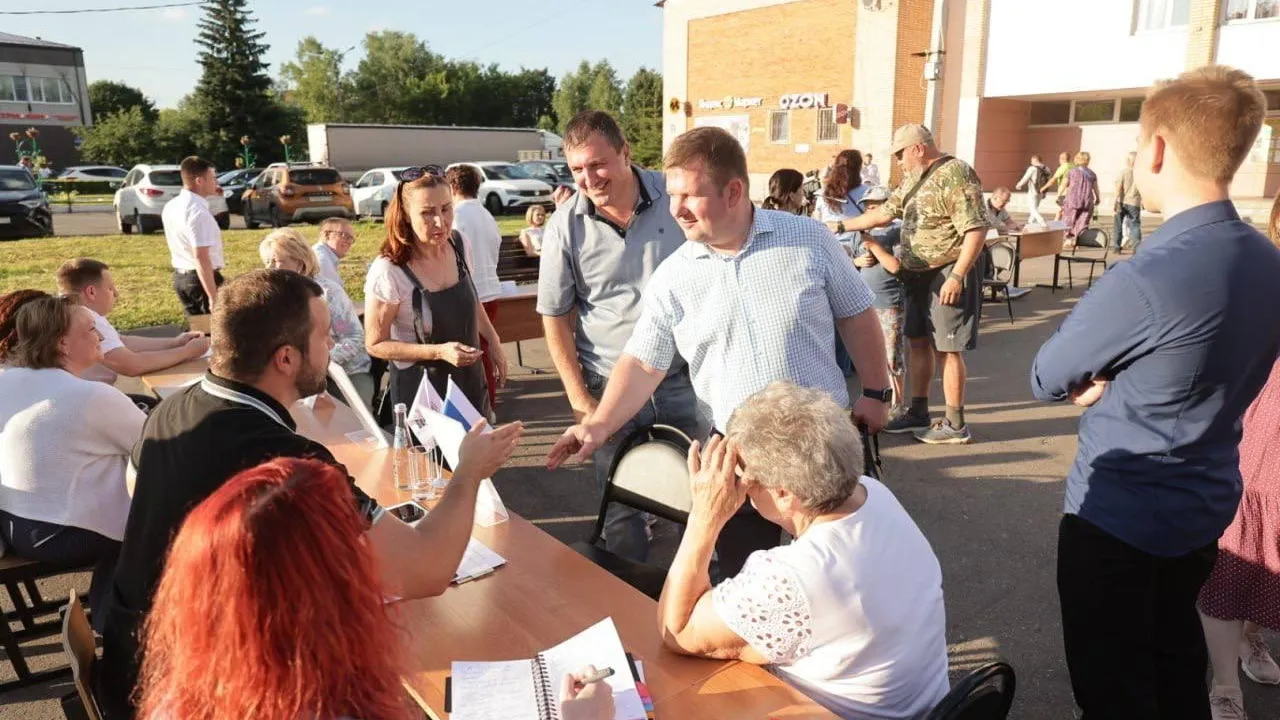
[453,538,507,582]
[539,618,647,720]
[450,660,541,720]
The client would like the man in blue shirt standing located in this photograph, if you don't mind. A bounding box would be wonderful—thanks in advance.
[1031,66,1280,720]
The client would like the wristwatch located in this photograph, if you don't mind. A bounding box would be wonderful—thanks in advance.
[836,221,846,234]
[948,272,965,286]
[862,387,892,403]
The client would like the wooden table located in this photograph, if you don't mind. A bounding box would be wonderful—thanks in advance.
[136,362,836,719]
[1007,228,1066,288]
[494,287,546,373]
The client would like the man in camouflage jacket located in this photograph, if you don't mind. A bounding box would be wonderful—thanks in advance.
[841,124,989,444]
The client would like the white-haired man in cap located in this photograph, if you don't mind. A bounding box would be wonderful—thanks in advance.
[840,124,988,445]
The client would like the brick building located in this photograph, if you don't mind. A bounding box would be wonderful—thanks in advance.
[661,0,1280,199]
[0,32,93,171]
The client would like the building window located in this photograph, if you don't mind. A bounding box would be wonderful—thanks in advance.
[1225,0,1280,21]
[1265,90,1280,112]
[27,77,74,104]
[816,108,839,143]
[1029,101,1071,125]
[1073,99,1118,123]
[0,75,28,103]
[1118,97,1145,122]
[769,110,790,144]
[1137,0,1191,30]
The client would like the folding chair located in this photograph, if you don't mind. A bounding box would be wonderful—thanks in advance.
[1053,228,1110,293]
[60,591,103,720]
[0,556,86,691]
[981,241,1017,324]
[926,661,1017,720]
[570,424,693,600]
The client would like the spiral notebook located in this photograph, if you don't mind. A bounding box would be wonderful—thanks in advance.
[449,617,646,720]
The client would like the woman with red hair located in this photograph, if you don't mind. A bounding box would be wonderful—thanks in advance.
[136,457,415,720]
[0,288,50,369]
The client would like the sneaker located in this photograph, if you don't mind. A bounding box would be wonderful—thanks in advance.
[884,409,930,434]
[913,419,973,445]
[1209,686,1247,720]
[1241,632,1280,685]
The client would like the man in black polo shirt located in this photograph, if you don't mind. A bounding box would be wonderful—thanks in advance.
[95,269,523,719]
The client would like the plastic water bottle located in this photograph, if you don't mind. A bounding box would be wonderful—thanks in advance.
[392,403,411,490]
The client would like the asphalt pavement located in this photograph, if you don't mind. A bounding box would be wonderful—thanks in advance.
[3,229,1280,720]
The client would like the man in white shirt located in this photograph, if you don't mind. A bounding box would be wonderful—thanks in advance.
[56,258,209,384]
[162,156,225,315]
[447,163,505,410]
[312,217,356,288]
[861,152,881,186]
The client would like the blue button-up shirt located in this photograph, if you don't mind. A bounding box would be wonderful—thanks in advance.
[1031,201,1280,556]
[625,208,875,430]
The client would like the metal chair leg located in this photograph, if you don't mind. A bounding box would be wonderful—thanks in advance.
[1005,290,1014,324]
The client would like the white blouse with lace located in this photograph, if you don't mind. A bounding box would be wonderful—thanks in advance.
[712,477,950,719]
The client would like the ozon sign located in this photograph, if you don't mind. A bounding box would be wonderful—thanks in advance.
[778,92,830,110]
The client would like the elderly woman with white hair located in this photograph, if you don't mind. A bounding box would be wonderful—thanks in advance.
[657,381,949,719]
[258,228,375,407]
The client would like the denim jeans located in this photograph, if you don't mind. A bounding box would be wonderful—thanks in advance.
[1114,204,1142,251]
[583,367,705,562]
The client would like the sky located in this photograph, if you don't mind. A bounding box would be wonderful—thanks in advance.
[7,0,664,109]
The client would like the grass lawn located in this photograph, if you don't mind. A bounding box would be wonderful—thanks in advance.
[0,217,530,331]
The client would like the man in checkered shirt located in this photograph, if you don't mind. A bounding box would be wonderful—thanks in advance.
[547,126,891,574]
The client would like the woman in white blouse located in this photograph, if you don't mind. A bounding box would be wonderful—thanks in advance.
[0,295,146,625]
[258,228,375,408]
[657,381,949,719]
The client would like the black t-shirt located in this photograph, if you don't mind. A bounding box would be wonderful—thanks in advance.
[96,373,382,718]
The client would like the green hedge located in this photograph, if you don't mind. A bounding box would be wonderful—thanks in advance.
[41,179,122,196]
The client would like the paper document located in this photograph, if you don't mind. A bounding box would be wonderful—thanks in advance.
[451,660,541,720]
[539,618,647,720]
[453,538,506,583]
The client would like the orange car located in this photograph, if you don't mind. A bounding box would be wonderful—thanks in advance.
[241,162,354,228]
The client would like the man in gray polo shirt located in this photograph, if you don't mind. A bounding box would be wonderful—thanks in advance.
[537,110,701,562]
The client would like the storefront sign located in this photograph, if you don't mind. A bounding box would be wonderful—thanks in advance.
[697,96,764,110]
[778,92,830,110]
[0,111,79,122]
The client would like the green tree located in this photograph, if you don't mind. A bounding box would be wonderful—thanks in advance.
[192,0,296,168]
[586,61,623,116]
[87,80,157,123]
[73,106,155,166]
[154,102,203,163]
[621,68,663,168]
[279,36,348,124]
[552,61,594,132]
[346,31,448,125]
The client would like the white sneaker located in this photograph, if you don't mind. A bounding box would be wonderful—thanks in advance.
[1240,631,1280,685]
[1209,686,1247,720]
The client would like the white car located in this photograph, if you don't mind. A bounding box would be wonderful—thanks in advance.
[351,166,409,219]
[446,162,554,216]
[56,165,128,183]
[114,164,230,234]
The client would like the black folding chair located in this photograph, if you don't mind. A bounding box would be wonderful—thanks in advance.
[927,662,1017,720]
[570,424,693,600]
[1053,228,1110,293]
[982,241,1017,324]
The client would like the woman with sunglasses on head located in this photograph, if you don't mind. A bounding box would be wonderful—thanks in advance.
[363,168,506,416]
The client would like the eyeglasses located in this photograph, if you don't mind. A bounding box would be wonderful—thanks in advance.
[325,230,355,240]
[893,149,905,161]
[399,165,444,183]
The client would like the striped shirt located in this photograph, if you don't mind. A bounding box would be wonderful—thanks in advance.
[625,209,875,430]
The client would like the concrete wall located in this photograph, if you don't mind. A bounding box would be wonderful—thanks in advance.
[1217,22,1280,79]
[984,0,1188,97]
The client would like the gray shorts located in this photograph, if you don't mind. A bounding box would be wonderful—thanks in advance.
[901,260,983,353]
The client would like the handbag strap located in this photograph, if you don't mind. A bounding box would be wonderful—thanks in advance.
[899,155,956,212]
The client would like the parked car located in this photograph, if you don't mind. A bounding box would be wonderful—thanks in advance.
[0,166,53,239]
[241,162,354,228]
[218,167,261,216]
[446,162,554,215]
[114,164,231,234]
[517,160,575,194]
[56,165,128,183]
[351,166,409,219]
